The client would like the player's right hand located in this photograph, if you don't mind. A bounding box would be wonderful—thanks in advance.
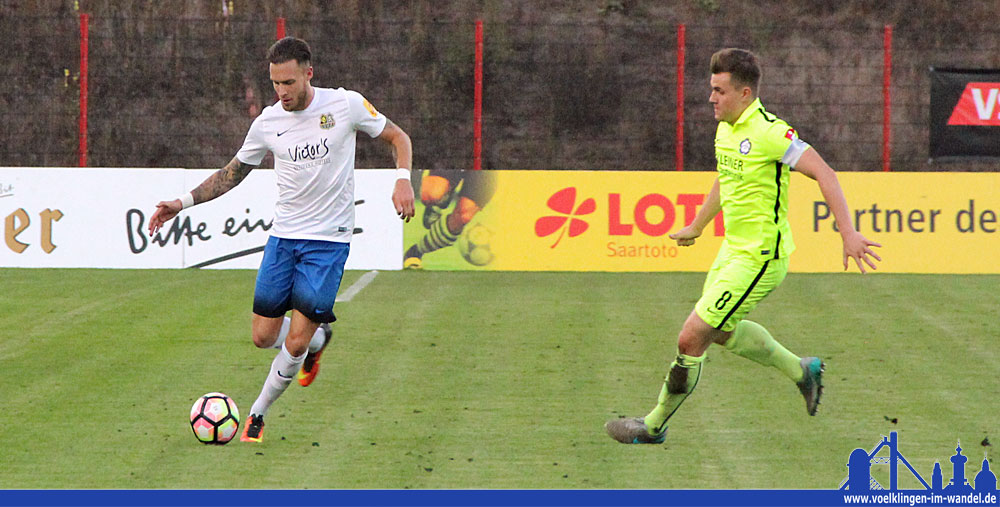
[669,225,702,247]
[147,199,182,236]
[841,229,882,274]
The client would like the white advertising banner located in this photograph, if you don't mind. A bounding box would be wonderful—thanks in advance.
[0,168,404,270]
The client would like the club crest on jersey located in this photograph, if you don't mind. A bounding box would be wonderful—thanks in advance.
[739,138,752,155]
[319,113,336,130]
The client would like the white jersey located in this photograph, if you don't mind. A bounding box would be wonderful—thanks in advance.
[236,87,387,242]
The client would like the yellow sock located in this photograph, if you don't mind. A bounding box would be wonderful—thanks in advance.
[643,353,704,433]
[725,320,802,382]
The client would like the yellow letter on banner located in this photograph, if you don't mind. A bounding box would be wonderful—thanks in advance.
[40,208,64,253]
[5,208,30,253]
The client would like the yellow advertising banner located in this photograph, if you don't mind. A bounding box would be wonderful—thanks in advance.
[402,171,1000,274]
[789,172,1000,274]
[489,171,722,271]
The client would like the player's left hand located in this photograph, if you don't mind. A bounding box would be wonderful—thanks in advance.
[392,178,415,222]
[842,230,882,273]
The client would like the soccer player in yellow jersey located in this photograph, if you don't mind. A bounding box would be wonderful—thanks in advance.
[606,48,882,444]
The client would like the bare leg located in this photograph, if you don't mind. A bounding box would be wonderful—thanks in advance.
[284,310,321,357]
[251,314,284,348]
[247,310,319,420]
[644,311,728,432]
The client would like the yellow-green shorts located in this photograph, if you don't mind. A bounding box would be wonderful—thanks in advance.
[694,246,789,332]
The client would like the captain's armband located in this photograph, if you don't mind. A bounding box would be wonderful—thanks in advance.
[781,138,810,168]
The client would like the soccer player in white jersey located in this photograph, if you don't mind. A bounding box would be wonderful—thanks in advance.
[147,37,415,443]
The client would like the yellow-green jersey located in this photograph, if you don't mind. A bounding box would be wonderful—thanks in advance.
[714,98,811,261]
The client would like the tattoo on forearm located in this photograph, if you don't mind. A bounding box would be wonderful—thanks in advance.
[191,158,255,204]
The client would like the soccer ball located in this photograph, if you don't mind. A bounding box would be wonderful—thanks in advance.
[457,223,494,266]
[189,392,240,445]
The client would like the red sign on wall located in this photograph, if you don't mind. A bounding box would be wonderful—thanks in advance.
[946,82,1000,126]
[930,68,1000,159]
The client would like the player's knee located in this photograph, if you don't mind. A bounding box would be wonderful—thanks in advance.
[676,332,699,356]
[420,175,451,205]
[251,328,276,349]
[250,313,284,348]
[455,197,481,224]
[283,332,310,357]
[676,327,712,356]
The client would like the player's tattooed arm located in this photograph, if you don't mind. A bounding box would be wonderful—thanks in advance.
[146,156,256,236]
[190,157,256,205]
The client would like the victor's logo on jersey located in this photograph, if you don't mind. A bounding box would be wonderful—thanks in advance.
[288,138,330,162]
[739,138,752,155]
[785,128,797,140]
[362,99,379,118]
[319,113,336,130]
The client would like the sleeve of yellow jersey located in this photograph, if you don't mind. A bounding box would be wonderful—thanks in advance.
[761,120,811,168]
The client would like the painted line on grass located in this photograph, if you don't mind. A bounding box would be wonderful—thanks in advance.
[336,270,378,302]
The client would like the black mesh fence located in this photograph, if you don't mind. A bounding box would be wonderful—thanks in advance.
[1,11,998,171]
[0,15,81,167]
[86,15,271,168]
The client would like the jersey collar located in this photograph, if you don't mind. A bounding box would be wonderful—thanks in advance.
[731,97,764,126]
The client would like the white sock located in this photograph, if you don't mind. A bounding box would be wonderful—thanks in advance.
[308,324,329,353]
[269,317,292,349]
[250,343,306,418]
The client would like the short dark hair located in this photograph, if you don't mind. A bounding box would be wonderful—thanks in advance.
[267,37,312,66]
[710,48,760,93]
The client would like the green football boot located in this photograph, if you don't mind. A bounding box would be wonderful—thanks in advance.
[797,357,825,416]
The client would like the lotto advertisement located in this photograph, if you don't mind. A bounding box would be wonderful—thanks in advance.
[404,170,1000,274]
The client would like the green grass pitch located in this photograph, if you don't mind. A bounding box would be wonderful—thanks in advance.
[0,268,996,489]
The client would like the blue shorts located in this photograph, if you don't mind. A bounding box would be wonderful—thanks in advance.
[252,236,350,324]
